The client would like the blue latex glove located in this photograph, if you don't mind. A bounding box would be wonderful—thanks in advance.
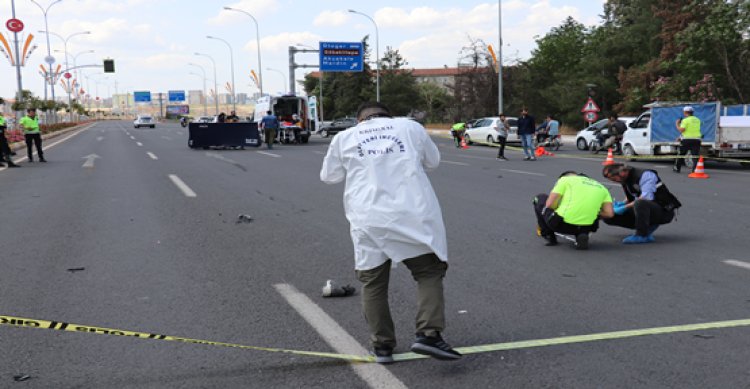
[613,202,627,215]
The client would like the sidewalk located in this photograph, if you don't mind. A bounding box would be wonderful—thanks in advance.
[7,121,93,153]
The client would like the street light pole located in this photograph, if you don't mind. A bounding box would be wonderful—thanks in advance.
[348,9,379,102]
[223,6,263,97]
[30,0,62,104]
[41,30,91,121]
[195,52,219,115]
[498,0,503,114]
[207,35,236,113]
[188,62,209,116]
[266,68,287,94]
[10,0,24,116]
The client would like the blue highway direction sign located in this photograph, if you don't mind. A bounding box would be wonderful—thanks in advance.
[168,90,185,102]
[319,42,363,72]
[134,91,152,103]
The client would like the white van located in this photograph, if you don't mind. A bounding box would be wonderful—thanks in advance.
[253,94,312,143]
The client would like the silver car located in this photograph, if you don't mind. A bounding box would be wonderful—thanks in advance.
[134,115,155,129]
[464,116,519,145]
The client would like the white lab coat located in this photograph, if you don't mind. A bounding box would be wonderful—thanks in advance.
[320,117,448,271]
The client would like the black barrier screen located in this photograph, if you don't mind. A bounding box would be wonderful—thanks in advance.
[188,122,261,148]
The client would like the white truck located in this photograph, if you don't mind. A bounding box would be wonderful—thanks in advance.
[622,102,750,168]
[252,94,313,144]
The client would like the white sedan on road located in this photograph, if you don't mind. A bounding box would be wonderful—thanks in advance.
[133,115,155,129]
[463,117,519,145]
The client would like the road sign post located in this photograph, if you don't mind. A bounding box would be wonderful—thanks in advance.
[581,97,601,125]
[319,42,363,72]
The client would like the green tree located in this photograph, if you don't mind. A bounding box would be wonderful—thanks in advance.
[452,37,497,121]
[379,47,420,116]
[417,82,454,123]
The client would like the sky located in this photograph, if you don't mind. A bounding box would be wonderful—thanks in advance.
[0,0,605,101]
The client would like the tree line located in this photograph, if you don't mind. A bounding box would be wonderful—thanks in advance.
[304,0,749,126]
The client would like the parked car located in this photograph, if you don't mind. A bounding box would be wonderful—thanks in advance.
[463,116,519,145]
[134,115,155,128]
[319,117,357,138]
[195,116,213,123]
[575,117,636,150]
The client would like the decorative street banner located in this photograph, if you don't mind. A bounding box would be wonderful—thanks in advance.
[319,42,363,72]
[168,90,185,102]
[134,91,151,103]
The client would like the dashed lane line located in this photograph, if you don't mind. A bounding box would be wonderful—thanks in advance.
[442,160,470,166]
[168,174,197,198]
[147,152,158,160]
[274,283,408,389]
[499,168,546,177]
[723,260,750,271]
[136,142,143,147]
[257,151,281,158]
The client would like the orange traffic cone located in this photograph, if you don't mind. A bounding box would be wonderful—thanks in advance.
[688,156,709,179]
[460,137,469,149]
[602,148,615,165]
[535,146,545,157]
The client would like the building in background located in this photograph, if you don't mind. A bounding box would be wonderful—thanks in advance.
[188,90,204,105]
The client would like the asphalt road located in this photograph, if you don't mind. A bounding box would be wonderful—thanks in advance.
[1,121,750,388]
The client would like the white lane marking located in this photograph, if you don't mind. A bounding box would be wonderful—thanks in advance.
[168,174,197,197]
[81,154,100,168]
[499,168,546,177]
[257,151,281,158]
[312,150,326,155]
[723,260,750,271]
[96,136,104,142]
[130,136,136,140]
[161,136,172,141]
[603,182,621,187]
[136,142,143,147]
[442,160,470,166]
[274,284,408,389]
[653,165,668,169]
[147,152,158,160]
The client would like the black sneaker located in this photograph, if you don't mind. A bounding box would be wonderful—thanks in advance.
[545,234,558,246]
[410,332,462,361]
[373,347,394,364]
[575,233,589,250]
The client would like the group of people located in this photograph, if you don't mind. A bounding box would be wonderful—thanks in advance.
[319,101,686,364]
[534,163,681,248]
[0,108,45,168]
[259,110,305,148]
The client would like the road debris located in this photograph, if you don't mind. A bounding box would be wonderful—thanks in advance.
[237,214,254,224]
[322,280,356,297]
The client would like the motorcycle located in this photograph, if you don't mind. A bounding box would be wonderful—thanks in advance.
[180,117,188,128]
[590,128,621,154]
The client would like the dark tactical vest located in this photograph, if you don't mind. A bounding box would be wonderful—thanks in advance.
[623,168,682,211]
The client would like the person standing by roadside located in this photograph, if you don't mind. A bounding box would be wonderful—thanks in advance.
[496,114,509,160]
[20,108,45,163]
[673,106,702,173]
[0,112,20,167]
[517,108,536,160]
[320,102,462,364]
[260,110,279,150]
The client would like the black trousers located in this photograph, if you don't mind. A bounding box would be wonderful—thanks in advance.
[0,129,11,161]
[675,138,701,171]
[25,133,43,160]
[496,136,507,157]
[533,194,598,237]
[603,199,674,236]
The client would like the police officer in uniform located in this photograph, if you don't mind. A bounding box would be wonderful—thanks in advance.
[0,112,20,167]
[674,106,702,173]
[602,163,682,244]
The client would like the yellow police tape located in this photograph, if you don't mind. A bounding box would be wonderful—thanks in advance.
[3,314,750,363]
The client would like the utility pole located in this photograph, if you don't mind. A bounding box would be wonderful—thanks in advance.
[288,46,319,95]
[10,0,24,119]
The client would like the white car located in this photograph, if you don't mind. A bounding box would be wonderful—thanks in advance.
[134,115,155,129]
[195,116,214,123]
[575,117,636,150]
[463,116,519,145]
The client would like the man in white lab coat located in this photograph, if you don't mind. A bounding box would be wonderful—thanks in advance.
[320,102,461,364]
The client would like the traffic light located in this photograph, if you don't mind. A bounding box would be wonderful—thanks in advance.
[103,59,115,73]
